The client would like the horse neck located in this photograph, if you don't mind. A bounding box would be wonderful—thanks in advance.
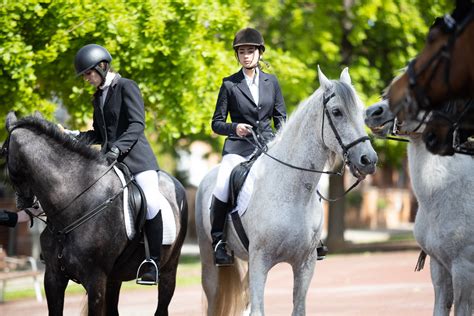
[407,136,468,202]
[19,132,110,218]
[266,94,330,192]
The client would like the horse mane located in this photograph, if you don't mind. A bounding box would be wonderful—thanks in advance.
[272,80,360,142]
[12,115,103,162]
[268,80,360,168]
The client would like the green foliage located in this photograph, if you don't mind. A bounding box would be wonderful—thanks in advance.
[0,0,250,146]
[0,0,455,170]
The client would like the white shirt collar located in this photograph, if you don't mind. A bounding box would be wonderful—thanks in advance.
[100,72,116,90]
[243,68,259,86]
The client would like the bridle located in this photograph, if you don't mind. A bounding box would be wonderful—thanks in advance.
[247,90,370,201]
[397,7,474,117]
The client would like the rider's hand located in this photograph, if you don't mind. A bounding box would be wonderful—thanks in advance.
[105,146,120,164]
[236,123,252,137]
[58,124,80,137]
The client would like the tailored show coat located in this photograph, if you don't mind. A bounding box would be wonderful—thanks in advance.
[212,69,287,157]
[79,73,159,174]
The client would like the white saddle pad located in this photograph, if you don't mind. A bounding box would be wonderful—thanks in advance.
[114,167,176,244]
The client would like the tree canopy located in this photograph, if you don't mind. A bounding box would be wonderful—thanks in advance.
[0,0,453,168]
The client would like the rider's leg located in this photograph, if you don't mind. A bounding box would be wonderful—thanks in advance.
[211,154,246,266]
[135,170,162,283]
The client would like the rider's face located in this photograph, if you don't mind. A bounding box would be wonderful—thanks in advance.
[237,45,260,68]
[83,69,102,87]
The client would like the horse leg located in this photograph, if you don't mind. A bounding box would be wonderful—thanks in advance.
[155,255,180,316]
[249,251,272,316]
[83,272,108,315]
[291,256,317,316]
[430,257,453,316]
[44,265,69,316]
[105,279,122,316]
[451,258,474,316]
[199,239,219,315]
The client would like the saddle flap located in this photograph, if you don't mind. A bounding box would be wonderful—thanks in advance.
[229,159,255,208]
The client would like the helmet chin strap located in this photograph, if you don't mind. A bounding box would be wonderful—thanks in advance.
[94,63,110,87]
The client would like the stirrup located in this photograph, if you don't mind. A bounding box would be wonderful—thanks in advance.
[317,245,328,261]
[214,240,234,267]
[136,259,158,286]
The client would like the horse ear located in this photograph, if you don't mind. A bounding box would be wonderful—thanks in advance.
[340,67,351,85]
[6,111,17,132]
[318,65,332,90]
[33,111,44,119]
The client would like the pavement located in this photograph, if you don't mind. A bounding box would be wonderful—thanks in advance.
[1,227,430,315]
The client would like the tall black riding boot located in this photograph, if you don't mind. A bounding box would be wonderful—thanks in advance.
[139,212,162,284]
[0,210,18,227]
[210,196,234,266]
[317,240,328,260]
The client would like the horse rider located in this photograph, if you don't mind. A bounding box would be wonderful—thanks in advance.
[71,44,162,284]
[209,28,287,266]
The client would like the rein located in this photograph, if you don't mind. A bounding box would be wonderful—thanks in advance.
[245,91,370,202]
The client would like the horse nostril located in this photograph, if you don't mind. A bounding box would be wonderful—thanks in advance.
[372,107,383,117]
[360,155,371,166]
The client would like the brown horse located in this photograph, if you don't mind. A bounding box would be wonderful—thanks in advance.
[387,0,474,121]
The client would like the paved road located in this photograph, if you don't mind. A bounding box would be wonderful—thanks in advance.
[0,250,434,315]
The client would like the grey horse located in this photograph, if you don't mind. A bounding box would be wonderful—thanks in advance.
[196,67,378,315]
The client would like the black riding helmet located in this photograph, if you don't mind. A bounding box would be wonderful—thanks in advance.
[232,28,265,52]
[74,44,112,80]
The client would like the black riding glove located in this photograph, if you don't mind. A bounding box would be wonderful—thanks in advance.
[105,146,120,164]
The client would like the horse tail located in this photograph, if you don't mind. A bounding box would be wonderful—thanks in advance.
[214,257,249,316]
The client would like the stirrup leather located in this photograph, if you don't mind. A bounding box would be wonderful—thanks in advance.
[136,259,158,285]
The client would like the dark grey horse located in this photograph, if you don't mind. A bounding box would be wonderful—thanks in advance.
[2,112,187,316]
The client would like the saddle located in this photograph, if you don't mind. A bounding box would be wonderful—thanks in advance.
[115,163,147,233]
[228,152,260,209]
[227,153,260,251]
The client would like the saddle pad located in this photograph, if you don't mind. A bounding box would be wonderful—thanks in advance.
[114,167,176,244]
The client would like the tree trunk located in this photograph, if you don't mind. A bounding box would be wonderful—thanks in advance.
[326,159,346,250]
[325,0,355,252]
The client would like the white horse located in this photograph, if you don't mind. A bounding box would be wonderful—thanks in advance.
[196,67,378,316]
[365,100,474,316]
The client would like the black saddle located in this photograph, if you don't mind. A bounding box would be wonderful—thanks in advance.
[115,163,147,232]
[228,154,259,209]
[227,154,260,251]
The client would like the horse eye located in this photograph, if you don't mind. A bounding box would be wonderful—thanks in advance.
[332,108,343,117]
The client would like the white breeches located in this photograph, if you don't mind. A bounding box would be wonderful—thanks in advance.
[212,154,249,202]
[134,170,161,220]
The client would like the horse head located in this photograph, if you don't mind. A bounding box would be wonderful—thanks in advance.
[317,66,378,179]
[387,0,474,121]
[364,100,396,138]
[3,112,36,208]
